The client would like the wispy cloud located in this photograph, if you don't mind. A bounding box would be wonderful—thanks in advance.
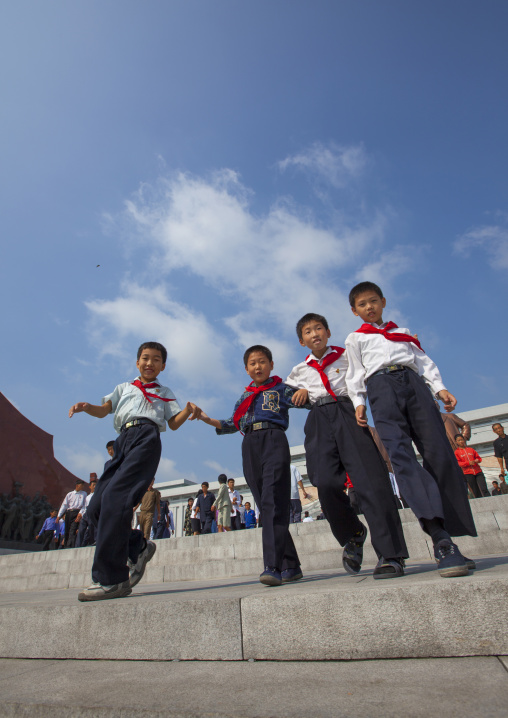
[454,221,508,269]
[278,142,368,188]
[59,445,105,481]
[86,155,416,394]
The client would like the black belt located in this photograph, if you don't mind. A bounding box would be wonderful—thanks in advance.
[314,395,352,407]
[121,418,160,432]
[244,421,286,433]
[369,364,408,379]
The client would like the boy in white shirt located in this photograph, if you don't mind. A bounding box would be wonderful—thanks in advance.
[286,313,408,578]
[345,281,477,578]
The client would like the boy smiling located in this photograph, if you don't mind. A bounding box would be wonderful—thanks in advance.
[69,341,201,601]
[286,314,408,579]
[199,345,307,586]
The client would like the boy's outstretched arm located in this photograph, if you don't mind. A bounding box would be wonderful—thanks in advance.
[69,401,112,419]
[197,410,222,430]
[168,402,202,431]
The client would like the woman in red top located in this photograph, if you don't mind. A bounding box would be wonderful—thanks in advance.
[454,435,491,498]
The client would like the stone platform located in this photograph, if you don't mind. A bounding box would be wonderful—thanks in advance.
[1,554,507,663]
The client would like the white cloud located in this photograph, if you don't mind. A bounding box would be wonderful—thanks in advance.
[156,457,199,484]
[86,155,415,394]
[278,142,368,188]
[455,223,508,269]
[59,445,105,481]
[85,282,233,392]
[203,459,237,479]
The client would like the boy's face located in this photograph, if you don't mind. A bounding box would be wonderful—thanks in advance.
[107,445,115,457]
[228,479,235,489]
[136,348,166,384]
[351,291,386,325]
[299,320,331,357]
[245,351,273,386]
[456,436,466,448]
[245,502,251,510]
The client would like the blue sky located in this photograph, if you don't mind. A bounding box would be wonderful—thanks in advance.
[1,1,507,484]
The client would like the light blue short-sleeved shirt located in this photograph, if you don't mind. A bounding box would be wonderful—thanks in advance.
[103,378,182,434]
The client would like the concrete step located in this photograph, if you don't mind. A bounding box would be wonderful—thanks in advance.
[1,496,507,593]
[0,555,507,663]
[1,656,508,718]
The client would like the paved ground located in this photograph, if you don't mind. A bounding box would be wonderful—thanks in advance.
[1,656,508,718]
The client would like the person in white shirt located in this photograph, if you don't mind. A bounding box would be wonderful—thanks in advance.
[286,313,408,579]
[345,280,477,579]
[228,478,242,531]
[302,511,314,522]
[58,480,87,548]
[76,475,98,547]
[289,464,310,523]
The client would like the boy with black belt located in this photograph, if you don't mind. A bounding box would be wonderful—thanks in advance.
[345,281,477,578]
[286,314,408,578]
[69,341,201,601]
[199,345,307,586]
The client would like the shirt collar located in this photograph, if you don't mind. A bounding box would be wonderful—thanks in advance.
[306,346,335,364]
[133,376,161,386]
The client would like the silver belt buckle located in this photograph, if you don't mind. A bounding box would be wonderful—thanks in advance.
[252,422,263,431]
[387,365,399,372]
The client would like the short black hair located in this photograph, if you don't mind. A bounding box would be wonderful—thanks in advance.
[493,423,503,429]
[296,313,329,341]
[137,342,168,364]
[243,345,272,366]
[493,481,499,486]
[201,481,209,488]
[106,440,115,449]
[454,434,465,441]
[218,474,227,485]
[349,281,384,308]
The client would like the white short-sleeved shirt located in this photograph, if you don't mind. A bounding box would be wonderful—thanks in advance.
[290,465,303,500]
[103,377,181,434]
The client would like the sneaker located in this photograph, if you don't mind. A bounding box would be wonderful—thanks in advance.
[342,524,368,575]
[78,580,132,602]
[434,554,476,571]
[259,567,282,586]
[434,540,469,578]
[129,540,157,588]
[281,567,303,583]
[373,557,405,580]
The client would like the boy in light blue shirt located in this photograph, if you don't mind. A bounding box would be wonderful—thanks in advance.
[69,341,201,601]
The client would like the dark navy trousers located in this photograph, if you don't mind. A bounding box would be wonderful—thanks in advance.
[241,428,300,571]
[87,424,161,585]
[304,398,408,559]
[367,369,477,538]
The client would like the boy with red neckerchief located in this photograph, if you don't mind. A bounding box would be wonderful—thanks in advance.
[199,345,307,587]
[69,341,202,602]
[285,314,408,579]
[345,281,477,578]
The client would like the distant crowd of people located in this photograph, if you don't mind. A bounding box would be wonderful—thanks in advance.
[34,418,508,553]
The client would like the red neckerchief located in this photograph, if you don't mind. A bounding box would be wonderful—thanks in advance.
[355,321,424,352]
[306,346,345,400]
[131,379,174,404]
[233,376,282,431]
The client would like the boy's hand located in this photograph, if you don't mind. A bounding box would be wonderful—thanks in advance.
[355,405,368,427]
[292,389,309,406]
[69,402,90,418]
[187,402,202,421]
[437,390,457,412]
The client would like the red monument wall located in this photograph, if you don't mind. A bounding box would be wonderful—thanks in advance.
[0,392,80,506]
